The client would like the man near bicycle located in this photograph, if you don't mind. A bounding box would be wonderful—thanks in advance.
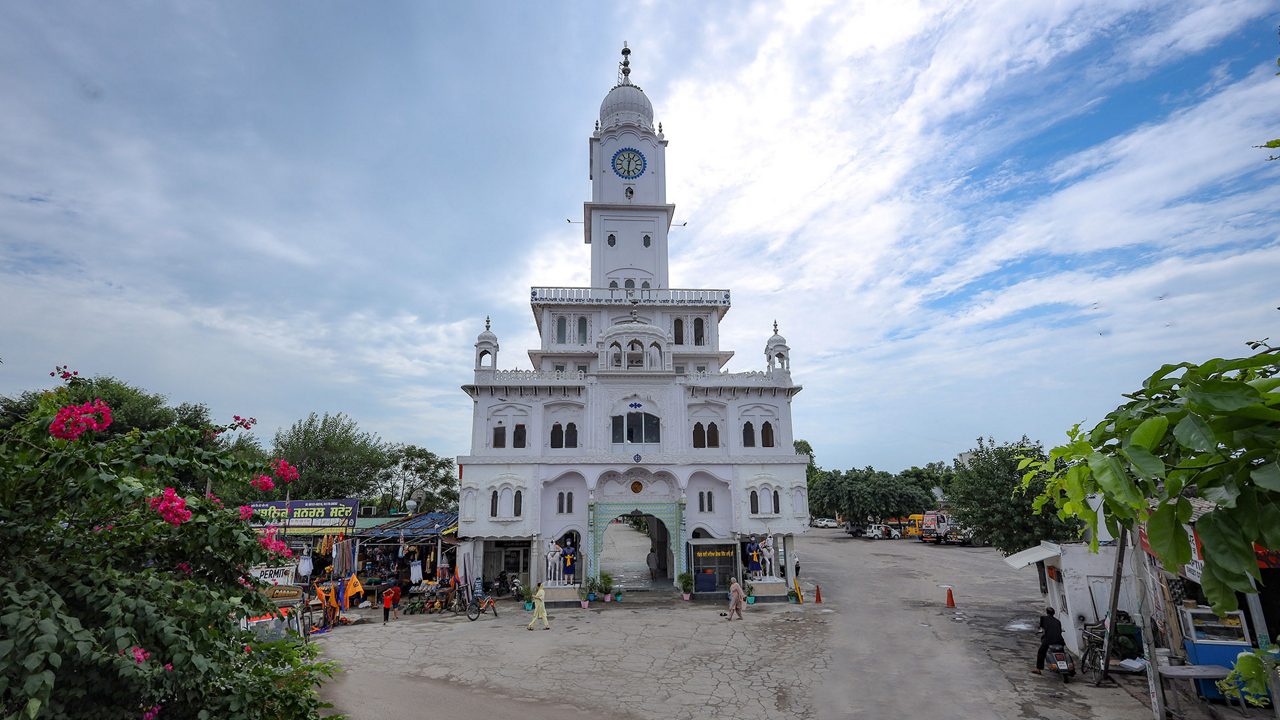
[1031,607,1065,674]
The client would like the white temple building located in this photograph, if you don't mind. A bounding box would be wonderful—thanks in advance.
[455,46,808,594]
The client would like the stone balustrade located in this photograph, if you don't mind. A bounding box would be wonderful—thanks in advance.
[531,286,731,307]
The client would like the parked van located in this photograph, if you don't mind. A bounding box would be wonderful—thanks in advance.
[903,514,924,539]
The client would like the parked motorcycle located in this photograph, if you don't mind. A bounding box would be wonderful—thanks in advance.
[490,571,524,598]
[1046,644,1076,683]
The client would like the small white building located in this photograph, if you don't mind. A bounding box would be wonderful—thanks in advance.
[455,46,809,592]
[1006,541,1140,655]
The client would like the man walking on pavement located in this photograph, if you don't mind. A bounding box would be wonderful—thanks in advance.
[1031,607,1064,674]
[646,547,658,582]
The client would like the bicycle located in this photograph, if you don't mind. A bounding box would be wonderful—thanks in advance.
[467,594,499,621]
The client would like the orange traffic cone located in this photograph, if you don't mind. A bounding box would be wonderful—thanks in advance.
[815,585,823,604]
[945,587,956,608]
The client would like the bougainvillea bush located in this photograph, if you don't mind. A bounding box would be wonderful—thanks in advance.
[0,371,338,719]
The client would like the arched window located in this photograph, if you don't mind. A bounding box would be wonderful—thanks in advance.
[641,281,650,289]
[556,317,567,344]
[750,490,759,515]
[609,280,619,289]
[694,318,705,345]
[566,491,574,513]
[490,490,499,517]
[513,490,522,517]
[610,342,622,368]
[707,491,714,512]
[577,317,588,344]
[648,342,661,369]
[624,279,635,289]
[693,422,706,449]
[492,426,506,448]
[557,491,565,514]
[773,490,780,514]
[643,234,651,247]
[673,319,684,345]
[707,422,720,448]
[611,412,661,444]
[743,422,755,447]
[607,233,616,247]
[550,423,564,449]
[565,422,578,448]
[761,421,775,448]
[478,350,492,368]
[698,491,705,512]
[513,424,526,449]
[627,340,644,368]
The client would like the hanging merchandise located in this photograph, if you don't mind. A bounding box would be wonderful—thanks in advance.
[298,552,314,578]
[410,560,423,584]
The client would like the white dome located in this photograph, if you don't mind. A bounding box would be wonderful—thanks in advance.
[766,321,788,349]
[476,317,498,345]
[600,83,654,130]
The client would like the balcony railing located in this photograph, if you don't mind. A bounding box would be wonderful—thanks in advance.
[531,286,731,307]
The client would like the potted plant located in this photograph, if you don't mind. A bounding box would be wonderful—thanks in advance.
[578,584,590,609]
[787,589,798,603]
[522,584,534,611]
[585,576,598,602]
[599,572,614,602]
[745,581,756,604]
[678,572,693,601]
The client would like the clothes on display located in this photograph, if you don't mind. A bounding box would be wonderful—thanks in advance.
[297,553,313,577]
[410,560,423,584]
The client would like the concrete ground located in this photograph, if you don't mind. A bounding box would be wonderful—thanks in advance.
[317,526,1251,719]
[598,519,669,590]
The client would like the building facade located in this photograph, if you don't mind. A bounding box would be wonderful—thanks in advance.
[456,47,808,592]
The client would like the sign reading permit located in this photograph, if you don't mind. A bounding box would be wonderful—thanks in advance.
[249,563,298,585]
[249,498,359,535]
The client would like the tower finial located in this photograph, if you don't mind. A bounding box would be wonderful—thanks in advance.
[619,42,632,84]
[485,315,491,331]
[773,319,778,334]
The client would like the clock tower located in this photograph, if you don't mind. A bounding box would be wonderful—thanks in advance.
[584,44,675,290]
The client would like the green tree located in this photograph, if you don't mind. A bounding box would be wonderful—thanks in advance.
[793,439,825,492]
[0,372,337,719]
[2,375,177,434]
[949,437,1078,554]
[273,412,391,500]
[373,444,458,513]
[1026,341,1280,614]
[898,461,954,497]
[812,466,934,525]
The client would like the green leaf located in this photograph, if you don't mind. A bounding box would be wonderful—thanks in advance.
[1182,378,1263,412]
[1173,413,1216,452]
[1251,463,1280,492]
[1199,563,1242,614]
[1147,502,1192,572]
[1121,446,1166,479]
[1201,480,1240,508]
[1087,452,1145,507]
[1196,512,1259,578]
[1259,503,1280,549]
[1129,415,1169,451]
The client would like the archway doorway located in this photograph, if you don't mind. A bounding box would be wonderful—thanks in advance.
[598,511,670,590]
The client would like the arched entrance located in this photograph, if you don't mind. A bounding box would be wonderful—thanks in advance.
[598,511,671,590]
[586,468,687,586]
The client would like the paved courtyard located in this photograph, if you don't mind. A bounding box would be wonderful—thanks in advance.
[317,528,1190,719]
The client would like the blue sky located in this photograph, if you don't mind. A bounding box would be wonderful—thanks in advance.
[2,1,1278,473]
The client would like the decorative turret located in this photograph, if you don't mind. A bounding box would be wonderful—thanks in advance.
[475,316,499,369]
[599,42,654,131]
[765,320,790,372]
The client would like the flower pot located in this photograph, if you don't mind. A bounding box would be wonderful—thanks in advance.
[580,600,589,609]
[746,596,757,605]
[615,594,622,603]
[524,601,534,611]
[587,593,597,601]
[604,593,613,602]
[681,593,691,601]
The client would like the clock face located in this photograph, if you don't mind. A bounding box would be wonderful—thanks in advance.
[611,147,646,180]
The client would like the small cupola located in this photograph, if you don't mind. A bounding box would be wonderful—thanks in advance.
[765,320,790,372]
[475,316,499,369]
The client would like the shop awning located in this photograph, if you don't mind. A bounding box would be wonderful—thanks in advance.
[358,511,458,543]
[1004,542,1062,570]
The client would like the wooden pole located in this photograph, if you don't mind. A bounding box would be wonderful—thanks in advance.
[1099,527,1127,685]
[1127,529,1167,719]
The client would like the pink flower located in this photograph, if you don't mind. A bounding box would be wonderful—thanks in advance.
[142,705,162,720]
[258,525,291,556]
[238,505,254,521]
[204,492,223,508]
[131,646,150,664]
[146,488,192,527]
[164,663,173,672]
[250,475,275,492]
[175,562,192,576]
[237,576,254,588]
[243,645,252,653]
[269,458,299,484]
[49,398,112,440]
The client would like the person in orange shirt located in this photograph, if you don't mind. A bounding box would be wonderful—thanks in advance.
[382,588,393,625]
